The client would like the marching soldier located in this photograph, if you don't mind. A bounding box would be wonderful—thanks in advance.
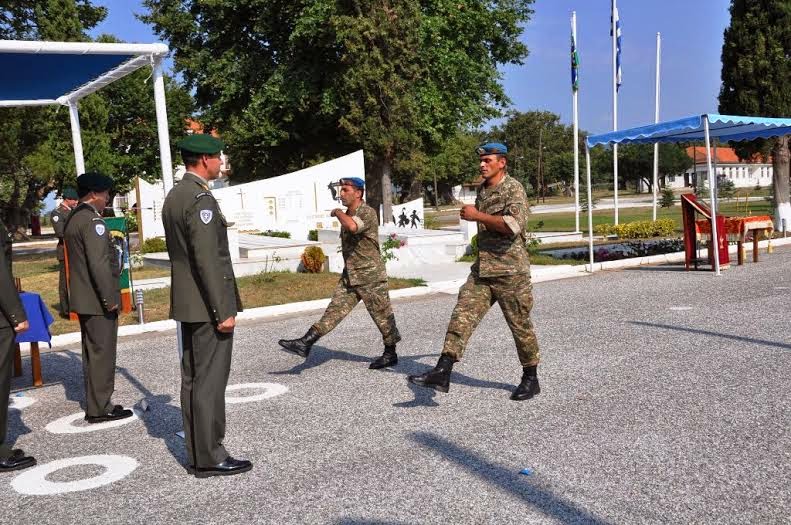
[64,172,133,423]
[278,177,402,369]
[52,187,79,318]
[162,134,251,478]
[408,143,542,401]
[0,218,36,472]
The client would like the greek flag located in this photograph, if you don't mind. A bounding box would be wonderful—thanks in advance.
[571,31,579,92]
[611,3,622,91]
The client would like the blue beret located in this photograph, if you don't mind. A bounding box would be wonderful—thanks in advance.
[339,177,365,189]
[178,133,225,154]
[476,142,508,155]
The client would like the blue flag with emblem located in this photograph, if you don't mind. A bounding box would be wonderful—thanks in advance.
[571,31,579,92]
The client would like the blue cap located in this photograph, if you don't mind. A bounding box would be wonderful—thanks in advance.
[339,177,365,189]
[476,142,508,155]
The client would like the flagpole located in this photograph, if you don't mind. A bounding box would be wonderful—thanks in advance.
[612,0,619,225]
[572,11,580,233]
[652,32,661,221]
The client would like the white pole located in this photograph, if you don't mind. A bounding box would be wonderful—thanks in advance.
[572,11,580,233]
[612,0,619,225]
[652,32,661,221]
[67,101,86,176]
[586,145,595,272]
[152,57,174,195]
[703,116,720,276]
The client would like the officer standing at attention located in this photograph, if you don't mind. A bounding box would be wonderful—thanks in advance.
[0,218,36,472]
[52,187,79,318]
[408,143,542,401]
[278,177,402,369]
[161,134,251,478]
[64,172,133,422]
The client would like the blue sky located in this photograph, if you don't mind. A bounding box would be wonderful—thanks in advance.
[89,0,730,134]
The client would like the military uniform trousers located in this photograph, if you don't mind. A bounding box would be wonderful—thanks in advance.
[0,327,16,459]
[56,245,68,317]
[78,313,119,417]
[180,321,233,468]
[442,273,540,367]
[313,277,401,346]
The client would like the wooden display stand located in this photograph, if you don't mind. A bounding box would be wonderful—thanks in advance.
[12,277,43,387]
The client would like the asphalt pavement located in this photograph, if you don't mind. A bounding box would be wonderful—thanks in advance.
[3,248,790,524]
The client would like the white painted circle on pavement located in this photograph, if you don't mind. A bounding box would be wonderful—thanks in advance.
[668,306,694,311]
[774,286,789,290]
[225,383,288,404]
[11,455,138,495]
[9,396,36,410]
[45,410,140,434]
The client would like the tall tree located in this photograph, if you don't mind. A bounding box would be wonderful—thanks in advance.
[619,143,692,192]
[141,0,534,220]
[719,0,791,228]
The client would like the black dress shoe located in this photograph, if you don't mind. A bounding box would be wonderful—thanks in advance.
[0,453,36,472]
[194,457,252,478]
[85,404,134,424]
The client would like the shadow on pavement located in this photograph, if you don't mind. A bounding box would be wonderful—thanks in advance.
[631,321,791,350]
[411,431,612,525]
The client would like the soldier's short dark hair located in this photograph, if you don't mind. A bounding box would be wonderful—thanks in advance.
[181,149,202,168]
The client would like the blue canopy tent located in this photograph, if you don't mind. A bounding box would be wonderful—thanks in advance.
[584,114,791,275]
[0,40,175,193]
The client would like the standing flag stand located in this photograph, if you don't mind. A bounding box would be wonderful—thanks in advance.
[571,11,581,233]
[105,217,135,314]
[652,32,662,221]
[611,0,622,224]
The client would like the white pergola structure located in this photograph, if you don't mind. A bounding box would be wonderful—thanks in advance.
[0,40,174,193]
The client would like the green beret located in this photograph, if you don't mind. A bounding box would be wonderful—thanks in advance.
[177,133,225,154]
[62,187,79,200]
[77,172,114,192]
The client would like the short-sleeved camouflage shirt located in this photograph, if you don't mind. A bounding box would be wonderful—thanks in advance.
[341,203,388,286]
[471,174,531,277]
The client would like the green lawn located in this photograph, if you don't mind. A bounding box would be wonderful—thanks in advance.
[531,200,774,232]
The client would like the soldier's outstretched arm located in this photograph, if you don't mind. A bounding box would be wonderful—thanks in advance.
[186,195,235,325]
[0,244,26,328]
[83,219,119,311]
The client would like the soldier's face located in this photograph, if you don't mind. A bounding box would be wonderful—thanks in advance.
[95,190,111,209]
[479,154,506,180]
[204,153,222,180]
[339,184,362,207]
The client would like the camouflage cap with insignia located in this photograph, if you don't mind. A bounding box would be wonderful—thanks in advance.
[177,133,225,155]
[62,187,79,200]
[476,142,508,156]
[77,172,114,192]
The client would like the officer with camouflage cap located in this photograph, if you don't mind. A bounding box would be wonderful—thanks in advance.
[408,142,542,401]
[64,172,134,423]
[52,187,79,318]
[278,176,402,369]
[162,133,251,478]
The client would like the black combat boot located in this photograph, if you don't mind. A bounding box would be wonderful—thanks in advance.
[369,345,398,369]
[407,355,455,393]
[278,327,320,358]
[510,365,540,401]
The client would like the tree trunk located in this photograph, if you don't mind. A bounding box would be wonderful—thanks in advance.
[365,156,394,224]
[406,177,422,202]
[772,136,790,232]
[380,157,394,225]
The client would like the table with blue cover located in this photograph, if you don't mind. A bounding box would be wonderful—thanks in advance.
[13,292,54,387]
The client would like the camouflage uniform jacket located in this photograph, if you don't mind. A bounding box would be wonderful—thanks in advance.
[341,203,387,286]
[472,174,531,278]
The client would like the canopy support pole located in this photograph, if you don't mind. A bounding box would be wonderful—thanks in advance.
[703,115,721,276]
[67,101,85,176]
[586,144,595,272]
[152,56,174,195]
[572,11,580,233]
[652,32,661,221]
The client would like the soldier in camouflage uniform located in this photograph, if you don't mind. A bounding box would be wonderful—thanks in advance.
[51,187,79,318]
[408,142,541,401]
[278,177,402,369]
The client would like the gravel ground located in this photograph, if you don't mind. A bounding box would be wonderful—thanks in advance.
[3,248,790,524]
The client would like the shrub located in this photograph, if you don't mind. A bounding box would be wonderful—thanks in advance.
[300,246,326,273]
[423,215,440,230]
[257,230,291,239]
[469,233,479,257]
[660,187,675,208]
[140,237,167,253]
[594,219,675,239]
[718,179,736,199]
[381,233,405,263]
[308,229,318,241]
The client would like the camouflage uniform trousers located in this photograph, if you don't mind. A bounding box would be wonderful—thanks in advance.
[441,272,540,367]
[313,277,401,346]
